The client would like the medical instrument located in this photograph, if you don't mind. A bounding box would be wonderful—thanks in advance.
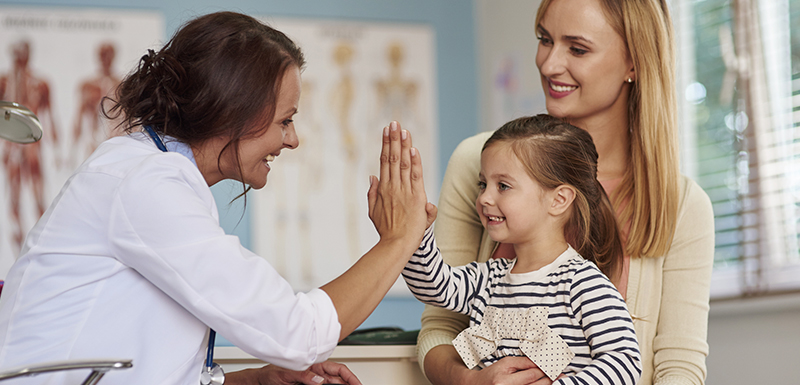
[200,330,225,385]
[144,125,225,385]
[0,101,42,143]
[143,125,167,152]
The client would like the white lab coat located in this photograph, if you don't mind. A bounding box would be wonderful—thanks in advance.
[0,133,341,384]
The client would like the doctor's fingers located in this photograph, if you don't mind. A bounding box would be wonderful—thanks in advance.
[379,124,391,186]
[308,362,362,385]
[382,139,428,220]
[398,122,413,187]
[367,175,378,221]
[371,123,392,221]
[381,122,408,188]
[366,174,390,229]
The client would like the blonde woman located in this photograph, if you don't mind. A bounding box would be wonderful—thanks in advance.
[417,0,715,384]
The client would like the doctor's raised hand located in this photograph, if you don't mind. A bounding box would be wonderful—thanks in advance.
[321,121,436,338]
[370,121,437,235]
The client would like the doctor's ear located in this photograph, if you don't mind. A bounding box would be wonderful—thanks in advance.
[549,185,576,216]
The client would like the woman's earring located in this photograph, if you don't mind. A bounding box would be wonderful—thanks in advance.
[626,77,634,83]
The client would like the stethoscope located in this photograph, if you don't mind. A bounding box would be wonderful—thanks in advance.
[144,125,226,385]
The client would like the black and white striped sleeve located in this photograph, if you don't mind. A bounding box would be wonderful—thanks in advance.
[557,264,642,385]
[401,227,492,315]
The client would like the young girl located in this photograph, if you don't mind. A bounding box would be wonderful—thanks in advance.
[403,114,641,384]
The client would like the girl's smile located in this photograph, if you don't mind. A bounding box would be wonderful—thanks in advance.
[477,143,552,248]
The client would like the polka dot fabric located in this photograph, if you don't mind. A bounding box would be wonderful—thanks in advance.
[453,306,574,380]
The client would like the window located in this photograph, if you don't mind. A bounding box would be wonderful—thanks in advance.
[674,0,800,298]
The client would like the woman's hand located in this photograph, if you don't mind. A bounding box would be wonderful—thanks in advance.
[465,357,554,385]
[225,361,362,385]
[367,121,435,244]
[424,347,554,385]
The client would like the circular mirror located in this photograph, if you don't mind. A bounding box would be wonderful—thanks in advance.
[0,101,43,143]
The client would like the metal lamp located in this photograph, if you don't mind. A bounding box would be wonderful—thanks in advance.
[0,101,43,143]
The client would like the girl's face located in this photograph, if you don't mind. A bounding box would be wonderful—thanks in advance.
[477,143,552,246]
[535,0,634,129]
[228,65,301,189]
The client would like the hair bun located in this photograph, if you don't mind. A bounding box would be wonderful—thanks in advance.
[134,48,186,132]
[140,49,181,81]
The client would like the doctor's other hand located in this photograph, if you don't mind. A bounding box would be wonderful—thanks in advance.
[224,361,362,385]
[367,121,432,245]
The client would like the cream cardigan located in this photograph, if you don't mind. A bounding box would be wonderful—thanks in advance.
[417,131,715,385]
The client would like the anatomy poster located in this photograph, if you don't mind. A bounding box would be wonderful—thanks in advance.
[252,17,439,295]
[0,7,163,277]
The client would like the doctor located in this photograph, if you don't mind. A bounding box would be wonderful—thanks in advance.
[0,11,435,385]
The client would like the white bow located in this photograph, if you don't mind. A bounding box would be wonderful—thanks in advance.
[453,306,574,380]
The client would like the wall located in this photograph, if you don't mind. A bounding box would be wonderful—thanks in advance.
[706,293,800,383]
[475,0,545,133]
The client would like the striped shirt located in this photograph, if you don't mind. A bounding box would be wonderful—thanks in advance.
[403,228,642,384]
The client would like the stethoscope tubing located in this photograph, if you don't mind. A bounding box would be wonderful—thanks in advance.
[144,125,220,383]
[206,330,217,369]
[143,125,168,152]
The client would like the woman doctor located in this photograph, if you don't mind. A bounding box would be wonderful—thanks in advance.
[0,11,435,385]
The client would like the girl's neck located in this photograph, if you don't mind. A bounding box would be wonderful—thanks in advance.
[511,239,570,274]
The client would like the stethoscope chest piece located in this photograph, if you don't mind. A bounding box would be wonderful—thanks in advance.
[200,362,224,385]
[200,329,223,384]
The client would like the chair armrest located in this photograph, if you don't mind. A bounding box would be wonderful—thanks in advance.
[0,359,132,384]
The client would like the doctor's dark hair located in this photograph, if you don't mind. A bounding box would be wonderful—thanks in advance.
[105,11,304,184]
[482,114,623,281]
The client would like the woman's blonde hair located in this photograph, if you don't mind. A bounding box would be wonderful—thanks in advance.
[534,0,679,259]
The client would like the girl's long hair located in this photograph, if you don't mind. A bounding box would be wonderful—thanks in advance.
[484,115,624,281]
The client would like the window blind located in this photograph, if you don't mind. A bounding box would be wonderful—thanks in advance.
[673,0,800,298]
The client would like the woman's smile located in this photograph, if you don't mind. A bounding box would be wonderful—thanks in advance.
[547,79,578,98]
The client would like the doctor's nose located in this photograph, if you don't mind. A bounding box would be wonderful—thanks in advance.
[284,125,299,150]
